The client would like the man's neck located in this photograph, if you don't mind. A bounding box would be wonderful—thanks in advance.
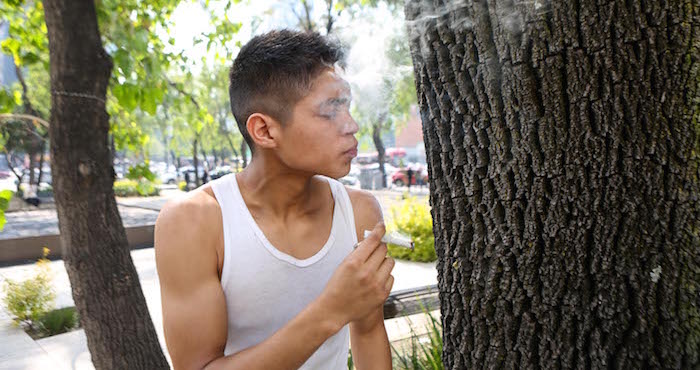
[236,156,323,221]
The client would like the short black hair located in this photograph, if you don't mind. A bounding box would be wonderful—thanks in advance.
[229,29,346,152]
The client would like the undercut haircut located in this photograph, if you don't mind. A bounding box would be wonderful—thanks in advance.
[229,29,346,152]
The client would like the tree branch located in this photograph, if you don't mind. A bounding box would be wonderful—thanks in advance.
[0,113,50,129]
[325,0,335,34]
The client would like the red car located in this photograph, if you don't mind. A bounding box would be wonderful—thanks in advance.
[391,168,428,187]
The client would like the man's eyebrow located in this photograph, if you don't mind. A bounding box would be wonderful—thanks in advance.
[317,95,352,110]
[326,96,352,105]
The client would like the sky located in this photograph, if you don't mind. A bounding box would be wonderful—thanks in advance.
[166,0,405,75]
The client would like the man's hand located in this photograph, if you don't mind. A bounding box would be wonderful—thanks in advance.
[318,222,395,328]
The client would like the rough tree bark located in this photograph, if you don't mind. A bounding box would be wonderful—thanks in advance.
[406,0,699,369]
[43,1,169,369]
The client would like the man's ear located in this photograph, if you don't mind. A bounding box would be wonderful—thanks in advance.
[246,113,280,150]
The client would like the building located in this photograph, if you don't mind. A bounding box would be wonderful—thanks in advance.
[394,105,425,164]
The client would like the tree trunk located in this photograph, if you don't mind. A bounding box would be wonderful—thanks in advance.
[193,136,200,187]
[405,1,699,369]
[108,134,115,167]
[241,140,248,168]
[225,134,240,171]
[372,121,387,188]
[28,151,36,185]
[200,141,208,170]
[43,1,169,369]
[37,139,46,185]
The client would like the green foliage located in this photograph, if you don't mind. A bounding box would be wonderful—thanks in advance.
[391,310,443,370]
[2,248,55,328]
[126,162,156,182]
[0,189,13,231]
[38,306,78,337]
[387,196,436,262]
[178,180,188,192]
[113,179,159,197]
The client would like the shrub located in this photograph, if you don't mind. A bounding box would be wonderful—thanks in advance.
[2,248,55,329]
[39,306,78,337]
[387,196,436,262]
[126,162,156,182]
[178,180,187,192]
[114,179,159,197]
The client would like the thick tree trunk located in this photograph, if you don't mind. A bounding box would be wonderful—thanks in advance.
[372,121,387,188]
[406,1,699,369]
[43,1,169,369]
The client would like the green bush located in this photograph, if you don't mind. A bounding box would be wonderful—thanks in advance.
[2,248,55,329]
[387,196,436,262]
[39,306,78,337]
[114,179,159,197]
[126,162,156,182]
[178,180,188,192]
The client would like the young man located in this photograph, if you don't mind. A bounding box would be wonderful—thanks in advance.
[155,30,395,369]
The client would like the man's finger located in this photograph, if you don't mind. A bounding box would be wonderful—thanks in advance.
[353,222,385,261]
[384,274,394,293]
[366,242,388,271]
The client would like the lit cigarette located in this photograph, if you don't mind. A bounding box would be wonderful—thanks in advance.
[362,230,414,250]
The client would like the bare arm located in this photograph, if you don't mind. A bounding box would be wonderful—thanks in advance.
[347,189,393,370]
[156,193,342,370]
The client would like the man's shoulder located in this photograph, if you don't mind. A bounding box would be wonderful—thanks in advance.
[344,186,383,234]
[155,187,223,251]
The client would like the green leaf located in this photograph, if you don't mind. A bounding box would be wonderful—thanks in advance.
[112,49,131,76]
[0,190,13,232]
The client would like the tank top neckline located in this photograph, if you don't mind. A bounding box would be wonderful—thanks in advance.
[228,173,339,268]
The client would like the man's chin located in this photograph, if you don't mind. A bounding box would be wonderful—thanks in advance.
[318,166,350,180]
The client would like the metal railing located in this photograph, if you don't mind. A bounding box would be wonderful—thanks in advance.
[383,284,439,319]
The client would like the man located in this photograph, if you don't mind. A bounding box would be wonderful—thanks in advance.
[406,166,414,192]
[155,30,395,369]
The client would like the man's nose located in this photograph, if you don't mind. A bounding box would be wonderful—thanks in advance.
[345,115,359,135]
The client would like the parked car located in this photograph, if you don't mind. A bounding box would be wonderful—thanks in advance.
[210,166,232,180]
[158,169,179,185]
[391,167,428,187]
[338,175,360,188]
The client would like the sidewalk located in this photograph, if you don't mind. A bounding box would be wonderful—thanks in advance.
[0,248,438,370]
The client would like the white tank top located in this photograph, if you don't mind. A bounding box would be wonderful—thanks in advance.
[210,173,358,369]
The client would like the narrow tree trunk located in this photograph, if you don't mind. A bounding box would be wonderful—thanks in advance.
[108,134,115,168]
[225,134,240,171]
[240,140,248,168]
[200,141,208,170]
[372,121,387,188]
[36,139,46,185]
[28,151,37,186]
[193,136,200,187]
[406,1,699,369]
[43,1,169,369]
